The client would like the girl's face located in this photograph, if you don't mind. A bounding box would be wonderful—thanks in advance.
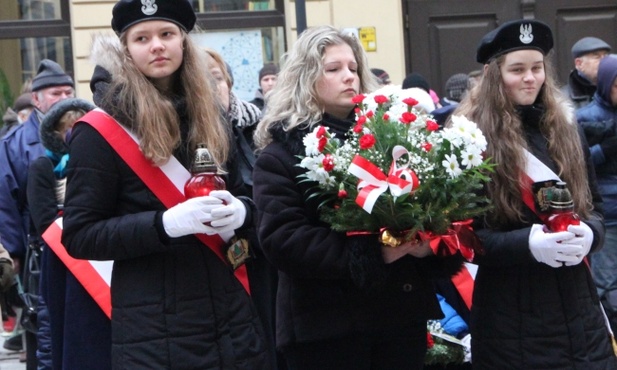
[209,64,230,111]
[500,49,546,106]
[315,43,360,119]
[126,20,184,90]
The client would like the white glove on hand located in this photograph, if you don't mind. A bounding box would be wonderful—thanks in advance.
[461,333,472,363]
[563,222,593,266]
[201,190,247,236]
[528,224,580,268]
[162,196,223,237]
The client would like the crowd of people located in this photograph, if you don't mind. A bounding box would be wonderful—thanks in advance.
[0,1,616,369]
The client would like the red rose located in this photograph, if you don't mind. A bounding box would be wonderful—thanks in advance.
[400,112,417,124]
[351,94,365,104]
[356,115,367,125]
[318,136,327,152]
[359,134,376,149]
[322,154,335,171]
[373,95,389,104]
[426,120,439,131]
[422,142,432,152]
[402,97,418,107]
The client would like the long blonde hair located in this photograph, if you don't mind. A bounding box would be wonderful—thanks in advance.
[454,52,593,226]
[105,26,229,167]
[254,25,378,150]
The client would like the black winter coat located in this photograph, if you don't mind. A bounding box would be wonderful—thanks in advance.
[253,113,463,350]
[470,106,617,370]
[61,36,269,370]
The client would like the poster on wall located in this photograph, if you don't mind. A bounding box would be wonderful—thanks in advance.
[192,30,264,102]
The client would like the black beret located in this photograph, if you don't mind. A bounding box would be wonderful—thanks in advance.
[571,37,611,58]
[476,19,553,64]
[31,59,74,92]
[111,0,196,35]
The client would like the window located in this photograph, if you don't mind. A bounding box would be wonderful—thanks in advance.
[0,0,72,111]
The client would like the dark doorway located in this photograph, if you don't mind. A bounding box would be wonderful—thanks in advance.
[403,0,617,96]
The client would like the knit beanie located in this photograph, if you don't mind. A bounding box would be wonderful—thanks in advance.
[31,59,74,92]
[258,63,279,82]
[402,73,430,93]
[445,73,469,102]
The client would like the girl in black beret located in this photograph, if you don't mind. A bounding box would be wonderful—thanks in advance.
[454,19,617,369]
[60,0,270,369]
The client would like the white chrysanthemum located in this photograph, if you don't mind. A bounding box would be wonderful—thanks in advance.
[460,146,484,168]
[466,127,488,152]
[299,155,323,172]
[303,129,323,156]
[443,154,462,178]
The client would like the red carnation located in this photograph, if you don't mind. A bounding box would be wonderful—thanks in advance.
[322,154,335,171]
[353,124,364,133]
[318,136,327,152]
[426,120,439,131]
[338,189,348,198]
[400,112,417,124]
[383,113,390,121]
[359,134,376,149]
[374,95,389,104]
[402,97,418,107]
[352,94,365,104]
[356,115,367,125]
[427,332,435,349]
[422,142,433,152]
[366,110,374,118]
[316,126,327,138]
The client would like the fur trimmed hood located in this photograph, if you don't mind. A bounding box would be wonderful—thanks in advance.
[40,98,95,154]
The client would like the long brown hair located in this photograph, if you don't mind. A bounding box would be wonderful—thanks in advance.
[106,25,228,167]
[454,52,592,226]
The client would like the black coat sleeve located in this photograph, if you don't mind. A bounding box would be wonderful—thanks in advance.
[27,157,60,236]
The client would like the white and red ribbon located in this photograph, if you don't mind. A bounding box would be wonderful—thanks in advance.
[348,145,419,213]
[42,218,113,318]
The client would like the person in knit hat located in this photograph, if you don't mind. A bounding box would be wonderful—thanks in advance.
[576,55,617,334]
[432,73,470,127]
[0,58,74,366]
[250,63,279,110]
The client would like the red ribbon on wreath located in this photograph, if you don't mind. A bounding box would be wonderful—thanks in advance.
[418,219,483,261]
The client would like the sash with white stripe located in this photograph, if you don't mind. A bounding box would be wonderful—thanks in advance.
[42,109,250,316]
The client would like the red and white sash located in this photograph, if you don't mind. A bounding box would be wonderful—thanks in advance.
[42,109,251,316]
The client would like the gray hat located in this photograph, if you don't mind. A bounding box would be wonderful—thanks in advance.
[31,59,74,92]
[571,37,611,58]
[258,63,279,82]
[445,73,469,102]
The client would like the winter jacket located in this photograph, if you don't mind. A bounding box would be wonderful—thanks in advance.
[249,89,265,111]
[470,104,616,369]
[0,110,44,258]
[436,294,468,338]
[61,36,269,370]
[253,112,464,351]
[561,69,596,110]
[577,55,617,225]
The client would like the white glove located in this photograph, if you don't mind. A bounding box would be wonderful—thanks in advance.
[563,222,593,266]
[201,190,247,235]
[162,196,224,237]
[528,224,581,268]
[461,333,472,363]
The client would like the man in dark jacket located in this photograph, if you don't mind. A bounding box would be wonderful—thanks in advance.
[576,55,617,332]
[250,63,279,111]
[562,37,611,109]
[0,59,74,367]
